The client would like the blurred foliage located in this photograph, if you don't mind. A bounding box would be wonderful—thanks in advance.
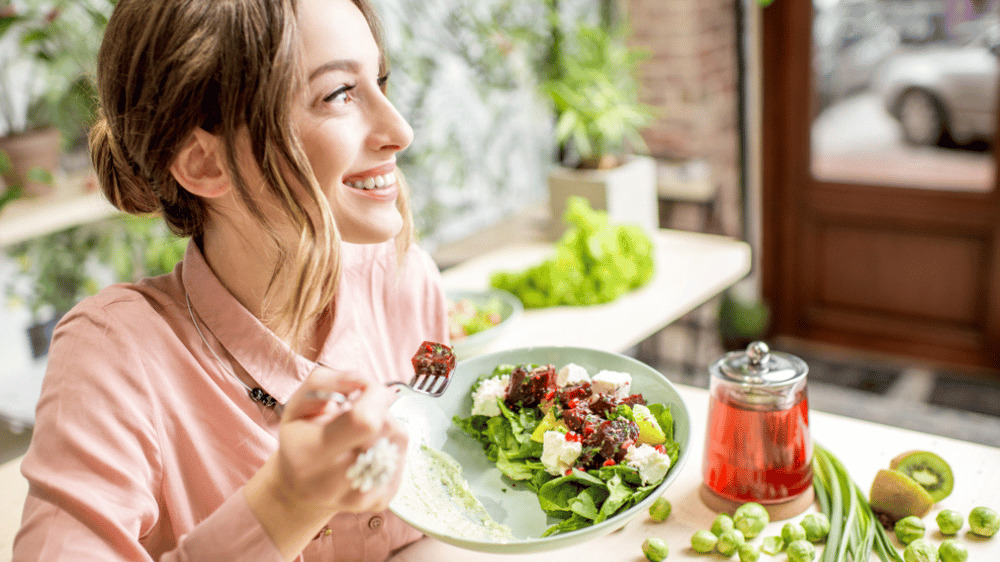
[542,22,655,168]
[718,290,771,350]
[4,223,103,321]
[0,0,114,144]
[99,215,187,283]
[4,215,186,323]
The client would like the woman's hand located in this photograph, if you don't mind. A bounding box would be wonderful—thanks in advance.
[244,366,408,560]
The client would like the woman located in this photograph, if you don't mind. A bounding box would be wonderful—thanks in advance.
[13,0,447,560]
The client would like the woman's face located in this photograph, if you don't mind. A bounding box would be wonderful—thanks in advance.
[292,0,414,244]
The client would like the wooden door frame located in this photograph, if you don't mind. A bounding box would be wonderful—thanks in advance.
[759,0,1000,370]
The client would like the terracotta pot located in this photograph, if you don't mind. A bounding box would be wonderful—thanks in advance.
[0,127,61,198]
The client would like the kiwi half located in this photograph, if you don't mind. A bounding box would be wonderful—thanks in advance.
[889,450,954,502]
[869,469,935,524]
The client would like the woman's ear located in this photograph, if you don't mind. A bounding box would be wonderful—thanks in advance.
[170,128,230,198]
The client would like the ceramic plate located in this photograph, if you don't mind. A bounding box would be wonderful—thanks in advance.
[389,346,691,554]
[446,288,522,359]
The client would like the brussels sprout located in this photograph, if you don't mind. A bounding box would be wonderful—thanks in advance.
[801,513,831,542]
[642,537,669,561]
[734,502,769,539]
[648,497,672,522]
[968,506,999,537]
[737,542,760,562]
[761,535,785,555]
[782,522,807,544]
[903,538,938,562]
[786,539,816,562]
[936,509,964,535]
[938,538,969,562]
[711,513,735,536]
[690,530,717,553]
[716,529,745,556]
[894,515,926,545]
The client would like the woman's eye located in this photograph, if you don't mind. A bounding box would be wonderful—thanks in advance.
[323,84,355,105]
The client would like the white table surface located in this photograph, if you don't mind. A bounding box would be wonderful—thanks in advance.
[390,383,1000,561]
[440,229,753,354]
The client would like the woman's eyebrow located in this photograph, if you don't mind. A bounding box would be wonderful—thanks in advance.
[308,59,359,81]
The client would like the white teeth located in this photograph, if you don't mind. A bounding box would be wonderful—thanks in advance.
[346,172,395,190]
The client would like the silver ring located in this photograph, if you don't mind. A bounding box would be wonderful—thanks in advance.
[346,437,399,492]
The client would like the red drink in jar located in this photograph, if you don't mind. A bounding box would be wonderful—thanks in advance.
[702,341,813,510]
[703,385,812,503]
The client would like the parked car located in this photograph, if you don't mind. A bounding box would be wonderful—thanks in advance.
[814,7,901,110]
[878,24,999,146]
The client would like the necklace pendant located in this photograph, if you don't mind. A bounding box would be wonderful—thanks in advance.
[249,387,277,409]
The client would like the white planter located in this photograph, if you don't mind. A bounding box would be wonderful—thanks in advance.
[547,155,658,239]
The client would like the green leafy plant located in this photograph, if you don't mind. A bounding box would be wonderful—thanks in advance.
[0,1,112,142]
[4,224,103,323]
[542,22,655,169]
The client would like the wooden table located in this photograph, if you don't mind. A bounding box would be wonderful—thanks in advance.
[390,384,1000,561]
[440,229,753,354]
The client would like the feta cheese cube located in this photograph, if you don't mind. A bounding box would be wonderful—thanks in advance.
[556,363,591,387]
[470,375,510,417]
[591,370,632,398]
[625,443,672,485]
[541,430,582,476]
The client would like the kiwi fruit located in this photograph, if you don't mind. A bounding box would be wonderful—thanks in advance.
[869,469,935,524]
[889,450,954,502]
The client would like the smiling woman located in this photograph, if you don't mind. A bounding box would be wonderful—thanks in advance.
[13,1,449,561]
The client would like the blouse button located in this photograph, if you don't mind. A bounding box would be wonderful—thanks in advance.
[368,516,384,530]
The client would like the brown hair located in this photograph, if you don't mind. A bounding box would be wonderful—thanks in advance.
[89,0,413,346]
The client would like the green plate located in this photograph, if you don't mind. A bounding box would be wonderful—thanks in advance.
[389,346,691,554]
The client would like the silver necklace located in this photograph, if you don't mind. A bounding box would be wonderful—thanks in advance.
[185,291,280,409]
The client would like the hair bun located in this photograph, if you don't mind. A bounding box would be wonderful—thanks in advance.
[89,117,160,214]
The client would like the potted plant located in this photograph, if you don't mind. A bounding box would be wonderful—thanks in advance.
[0,1,110,197]
[4,224,103,358]
[542,17,659,238]
[718,280,772,352]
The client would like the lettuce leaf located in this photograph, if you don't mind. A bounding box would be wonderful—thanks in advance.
[489,197,655,308]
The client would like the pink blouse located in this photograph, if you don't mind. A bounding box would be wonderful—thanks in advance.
[14,239,448,561]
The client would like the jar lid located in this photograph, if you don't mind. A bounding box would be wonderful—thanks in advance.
[711,341,808,386]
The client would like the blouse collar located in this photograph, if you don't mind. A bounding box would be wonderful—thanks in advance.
[180,241,314,405]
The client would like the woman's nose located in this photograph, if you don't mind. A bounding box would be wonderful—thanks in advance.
[367,94,413,154]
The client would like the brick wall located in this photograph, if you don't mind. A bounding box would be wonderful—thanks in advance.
[626,0,742,237]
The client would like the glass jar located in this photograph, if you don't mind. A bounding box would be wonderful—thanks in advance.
[702,341,813,506]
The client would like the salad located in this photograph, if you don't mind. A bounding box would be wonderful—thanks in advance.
[448,296,504,340]
[453,362,681,536]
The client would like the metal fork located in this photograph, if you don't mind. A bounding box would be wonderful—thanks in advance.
[307,345,455,404]
[387,370,452,397]
[307,370,453,404]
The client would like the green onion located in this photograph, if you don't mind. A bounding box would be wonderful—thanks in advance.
[813,444,903,562]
